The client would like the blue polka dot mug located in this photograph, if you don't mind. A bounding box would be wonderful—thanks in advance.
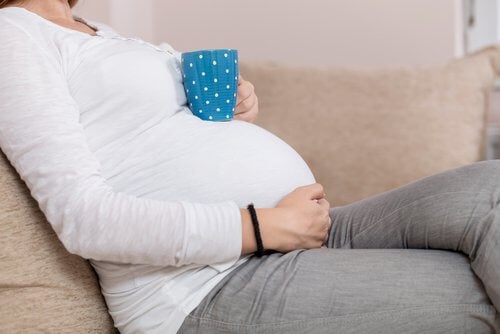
[181,49,239,122]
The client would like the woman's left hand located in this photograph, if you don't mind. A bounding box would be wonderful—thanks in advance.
[234,75,259,123]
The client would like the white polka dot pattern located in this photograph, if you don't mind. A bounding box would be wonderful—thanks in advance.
[181,49,239,122]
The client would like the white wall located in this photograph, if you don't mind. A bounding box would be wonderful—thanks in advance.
[73,0,153,41]
[108,0,154,42]
[74,0,465,68]
[152,0,464,67]
[72,0,109,23]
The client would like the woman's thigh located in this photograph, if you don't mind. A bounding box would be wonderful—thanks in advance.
[328,160,500,309]
[178,249,497,334]
[328,160,500,251]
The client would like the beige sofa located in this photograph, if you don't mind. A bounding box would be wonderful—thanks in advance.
[1,46,499,333]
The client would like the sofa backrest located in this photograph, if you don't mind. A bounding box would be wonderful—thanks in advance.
[243,46,500,205]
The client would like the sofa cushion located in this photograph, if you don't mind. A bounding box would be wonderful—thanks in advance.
[0,151,117,333]
[242,46,500,205]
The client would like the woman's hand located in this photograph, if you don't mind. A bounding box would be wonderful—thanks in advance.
[269,183,331,252]
[234,75,259,123]
[241,184,331,255]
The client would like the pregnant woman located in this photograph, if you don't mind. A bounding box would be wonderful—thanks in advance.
[0,1,498,333]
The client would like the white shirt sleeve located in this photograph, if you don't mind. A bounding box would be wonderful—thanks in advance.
[0,21,242,268]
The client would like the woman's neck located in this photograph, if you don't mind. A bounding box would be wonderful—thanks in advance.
[8,0,97,36]
[10,0,74,23]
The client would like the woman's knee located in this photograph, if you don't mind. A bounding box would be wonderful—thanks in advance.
[453,160,500,192]
[469,159,500,176]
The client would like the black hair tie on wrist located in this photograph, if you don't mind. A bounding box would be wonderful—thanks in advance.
[247,203,265,257]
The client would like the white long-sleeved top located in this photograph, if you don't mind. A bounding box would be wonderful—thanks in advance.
[0,7,315,334]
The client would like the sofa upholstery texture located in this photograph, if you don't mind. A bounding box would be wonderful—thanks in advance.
[244,46,500,205]
[1,46,499,333]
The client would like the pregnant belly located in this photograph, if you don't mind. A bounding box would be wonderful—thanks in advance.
[97,112,316,208]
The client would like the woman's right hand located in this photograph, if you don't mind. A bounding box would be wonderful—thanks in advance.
[240,183,331,255]
[266,183,331,252]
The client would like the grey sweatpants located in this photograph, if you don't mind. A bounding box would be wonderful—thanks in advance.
[178,160,500,333]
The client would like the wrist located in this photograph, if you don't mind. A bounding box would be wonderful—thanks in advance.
[247,204,265,257]
[255,207,289,252]
[240,207,287,255]
[240,208,256,255]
